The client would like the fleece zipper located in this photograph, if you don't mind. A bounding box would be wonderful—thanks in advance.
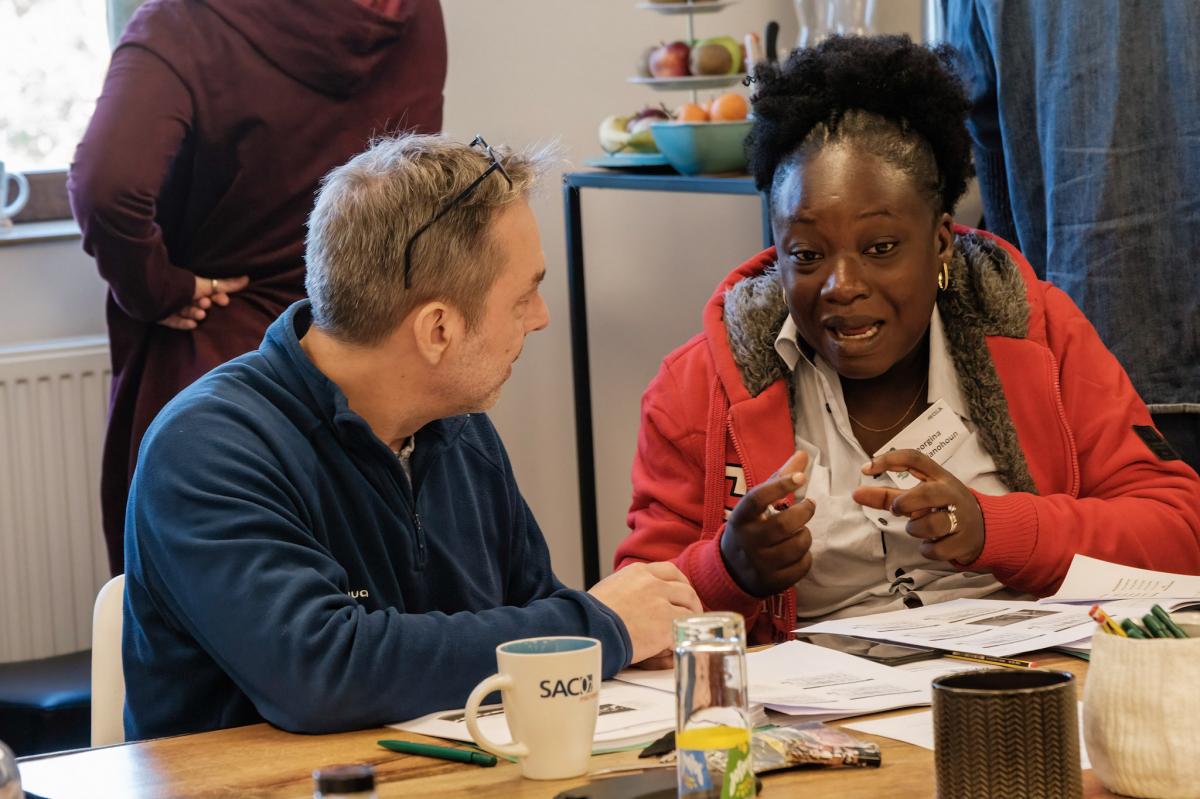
[378,445,427,572]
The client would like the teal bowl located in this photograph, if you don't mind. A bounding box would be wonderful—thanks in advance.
[649,120,753,175]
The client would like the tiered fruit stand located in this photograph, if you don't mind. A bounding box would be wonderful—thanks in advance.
[626,1,746,104]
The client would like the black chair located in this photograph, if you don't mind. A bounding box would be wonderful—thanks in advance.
[0,650,91,756]
[1150,407,1200,474]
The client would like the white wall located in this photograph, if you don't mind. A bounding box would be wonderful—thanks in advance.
[1,0,927,593]
[0,240,105,346]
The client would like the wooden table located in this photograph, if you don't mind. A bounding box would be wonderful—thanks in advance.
[18,653,1117,798]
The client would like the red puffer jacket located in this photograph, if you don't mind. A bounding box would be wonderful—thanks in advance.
[615,228,1200,644]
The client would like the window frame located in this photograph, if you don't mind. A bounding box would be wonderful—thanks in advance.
[7,168,72,223]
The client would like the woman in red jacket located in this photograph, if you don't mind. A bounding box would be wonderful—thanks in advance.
[615,35,1200,645]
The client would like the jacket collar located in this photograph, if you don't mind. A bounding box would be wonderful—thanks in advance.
[260,300,467,454]
[709,227,1039,494]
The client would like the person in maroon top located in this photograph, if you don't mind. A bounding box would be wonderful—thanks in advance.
[69,0,447,574]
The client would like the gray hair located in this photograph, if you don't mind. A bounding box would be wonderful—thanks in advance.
[305,133,550,345]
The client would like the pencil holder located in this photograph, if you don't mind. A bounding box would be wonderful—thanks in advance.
[1083,622,1200,798]
[932,669,1081,799]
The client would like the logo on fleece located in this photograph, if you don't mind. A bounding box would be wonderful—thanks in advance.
[723,464,747,519]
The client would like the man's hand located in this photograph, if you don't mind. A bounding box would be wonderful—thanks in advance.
[852,449,985,565]
[588,562,702,665]
[158,275,250,331]
[719,450,815,598]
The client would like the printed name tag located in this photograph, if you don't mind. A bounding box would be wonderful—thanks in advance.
[873,398,969,489]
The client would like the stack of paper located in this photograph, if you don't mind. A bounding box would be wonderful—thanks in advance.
[391,680,680,751]
[396,558,1199,751]
[799,598,1096,657]
[746,641,933,716]
[1041,555,1200,609]
[1039,555,1200,654]
[616,640,932,719]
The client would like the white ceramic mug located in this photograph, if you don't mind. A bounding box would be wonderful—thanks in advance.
[464,636,601,780]
[0,162,30,225]
[1083,621,1200,798]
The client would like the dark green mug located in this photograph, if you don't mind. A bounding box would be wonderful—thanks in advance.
[933,669,1082,799]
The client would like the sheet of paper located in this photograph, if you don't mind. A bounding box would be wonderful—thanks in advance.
[390,680,675,750]
[613,665,673,694]
[744,640,932,714]
[1041,555,1200,609]
[617,641,932,717]
[799,598,1096,657]
[842,703,1090,769]
[894,657,992,680]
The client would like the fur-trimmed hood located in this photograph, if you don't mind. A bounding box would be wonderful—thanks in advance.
[704,227,1039,494]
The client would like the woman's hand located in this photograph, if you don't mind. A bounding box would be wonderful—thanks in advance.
[852,449,985,565]
[720,450,815,598]
[157,275,250,330]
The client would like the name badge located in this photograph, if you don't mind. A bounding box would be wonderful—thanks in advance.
[873,398,968,489]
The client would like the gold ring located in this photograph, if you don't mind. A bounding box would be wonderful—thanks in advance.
[945,503,959,535]
[211,278,219,295]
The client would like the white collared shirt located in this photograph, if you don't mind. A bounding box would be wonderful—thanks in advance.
[395,436,415,486]
[773,307,1025,622]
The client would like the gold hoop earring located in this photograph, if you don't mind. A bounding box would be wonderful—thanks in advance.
[937,261,950,292]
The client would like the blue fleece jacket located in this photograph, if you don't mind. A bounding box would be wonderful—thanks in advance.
[122,301,632,740]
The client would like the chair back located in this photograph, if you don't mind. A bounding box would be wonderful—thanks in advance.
[1149,406,1200,474]
[90,574,126,747]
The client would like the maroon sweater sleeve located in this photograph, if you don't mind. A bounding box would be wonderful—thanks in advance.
[68,45,197,323]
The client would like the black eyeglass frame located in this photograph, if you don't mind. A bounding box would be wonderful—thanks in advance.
[402,135,513,289]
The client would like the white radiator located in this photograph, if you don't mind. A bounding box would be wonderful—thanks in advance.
[0,336,111,663]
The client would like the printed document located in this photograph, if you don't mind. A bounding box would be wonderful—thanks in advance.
[742,640,931,715]
[1041,555,1200,610]
[391,680,676,751]
[616,640,931,717]
[799,598,1095,657]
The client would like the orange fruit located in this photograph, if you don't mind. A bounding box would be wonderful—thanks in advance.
[676,102,709,122]
[709,92,749,121]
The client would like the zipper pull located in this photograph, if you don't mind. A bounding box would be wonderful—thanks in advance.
[413,511,427,569]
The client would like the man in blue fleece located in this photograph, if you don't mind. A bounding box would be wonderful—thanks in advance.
[122,134,702,739]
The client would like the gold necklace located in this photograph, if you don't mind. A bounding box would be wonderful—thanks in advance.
[847,377,928,434]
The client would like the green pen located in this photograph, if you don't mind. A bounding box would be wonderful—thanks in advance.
[1142,613,1171,639]
[1119,618,1150,639]
[378,739,497,767]
[1150,604,1189,639]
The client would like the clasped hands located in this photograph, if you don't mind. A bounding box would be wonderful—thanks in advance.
[157,275,251,330]
[720,449,985,598]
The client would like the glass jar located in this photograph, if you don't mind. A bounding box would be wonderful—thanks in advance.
[313,763,377,799]
[674,613,753,799]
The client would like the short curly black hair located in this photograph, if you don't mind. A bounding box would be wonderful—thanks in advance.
[747,35,973,216]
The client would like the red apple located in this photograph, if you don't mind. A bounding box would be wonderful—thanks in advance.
[627,105,671,132]
[649,41,691,78]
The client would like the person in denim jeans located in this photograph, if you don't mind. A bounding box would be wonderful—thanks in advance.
[943,1,1200,468]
